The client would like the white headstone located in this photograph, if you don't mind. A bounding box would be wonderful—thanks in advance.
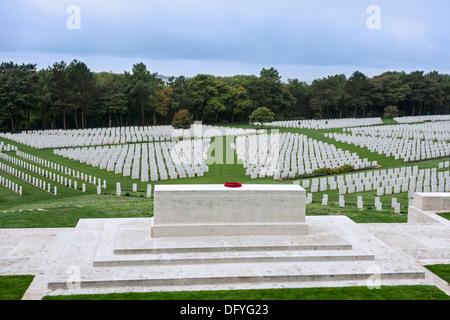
[322,194,328,205]
[116,182,121,196]
[391,198,397,208]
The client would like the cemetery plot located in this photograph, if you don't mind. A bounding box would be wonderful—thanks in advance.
[394,115,450,124]
[234,132,375,180]
[0,158,57,195]
[14,150,104,189]
[0,174,23,196]
[329,121,450,162]
[0,125,257,149]
[301,164,450,196]
[262,117,383,129]
[54,139,212,182]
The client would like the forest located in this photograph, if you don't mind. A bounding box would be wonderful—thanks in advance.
[0,60,449,131]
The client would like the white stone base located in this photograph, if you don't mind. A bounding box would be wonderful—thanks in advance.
[152,184,307,237]
[413,192,450,211]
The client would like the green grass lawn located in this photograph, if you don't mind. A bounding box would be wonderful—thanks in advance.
[0,194,152,228]
[436,212,450,221]
[425,264,450,284]
[42,285,449,300]
[0,275,34,300]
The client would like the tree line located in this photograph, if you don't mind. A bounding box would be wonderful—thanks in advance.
[0,60,449,132]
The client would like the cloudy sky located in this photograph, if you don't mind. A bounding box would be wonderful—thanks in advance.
[0,0,448,82]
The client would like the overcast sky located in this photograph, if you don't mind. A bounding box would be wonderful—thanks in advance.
[0,0,448,82]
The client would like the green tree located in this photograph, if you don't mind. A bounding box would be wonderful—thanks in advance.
[287,79,309,119]
[172,109,193,129]
[67,60,96,129]
[257,67,295,120]
[404,71,427,116]
[0,62,39,131]
[384,105,400,118]
[249,107,275,127]
[167,75,189,118]
[309,75,346,119]
[371,72,411,116]
[423,75,444,115]
[151,87,174,125]
[345,71,373,118]
[205,80,231,123]
[47,61,74,129]
[439,74,450,114]
[95,72,129,127]
[228,84,253,122]
[37,69,53,129]
[185,74,216,121]
[129,62,159,126]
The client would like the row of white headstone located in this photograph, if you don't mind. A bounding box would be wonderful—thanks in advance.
[0,142,17,153]
[234,133,374,179]
[394,115,450,124]
[15,150,105,188]
[114,182,152,198]
[0,160,57,195]
[0,151,92,194]
[301,165,450,196]
[0,125,257,149]
[342,121,450,141]
[0,174,23,196]
[304,187,404,214]
[54,139,211,182]
[329,134,450,162]
[261,118,383,130]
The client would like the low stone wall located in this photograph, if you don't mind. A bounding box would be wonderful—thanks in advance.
[408,192,450,224]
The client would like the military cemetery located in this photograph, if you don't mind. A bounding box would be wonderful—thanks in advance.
[1,114,449,302]
[0,1,449,308]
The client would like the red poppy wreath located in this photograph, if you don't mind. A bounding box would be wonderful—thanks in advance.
[224,181,242,188]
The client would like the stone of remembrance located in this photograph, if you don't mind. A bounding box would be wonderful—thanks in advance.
[151,184,308,237]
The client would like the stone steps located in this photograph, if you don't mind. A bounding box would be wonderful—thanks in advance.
[47,261,425,290]
[93,219,372,266]
[45,217,427,295]
[94,251,376,267]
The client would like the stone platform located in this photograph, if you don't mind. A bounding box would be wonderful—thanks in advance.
[42,216,432,297]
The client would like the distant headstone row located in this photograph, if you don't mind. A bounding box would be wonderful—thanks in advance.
[0,125,257,149]
[329,121,450,162]
[260,118,383,130]
[394,115,450,124]
[341,121,450,141]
